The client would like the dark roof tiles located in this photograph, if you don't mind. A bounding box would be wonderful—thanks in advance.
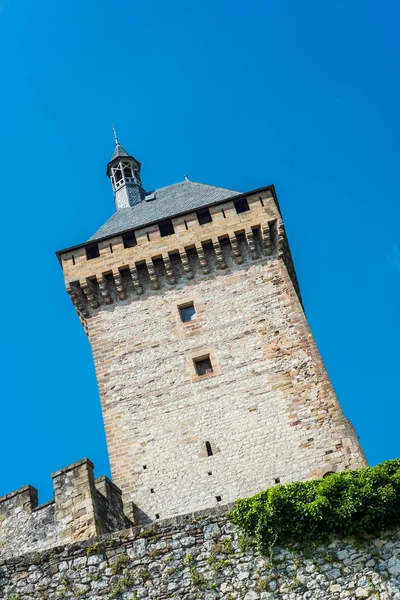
[110,143,130,161]
[90,180,241,241]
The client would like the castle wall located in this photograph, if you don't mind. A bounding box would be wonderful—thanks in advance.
[0,459,130,560]
[0,486,61,560]
[1,507,399,599]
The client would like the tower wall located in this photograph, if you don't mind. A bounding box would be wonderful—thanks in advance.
[59,189,366,522]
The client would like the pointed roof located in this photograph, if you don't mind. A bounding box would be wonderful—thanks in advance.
[111,143,130,161]
[90,180,241,241]
[108,127,138,165]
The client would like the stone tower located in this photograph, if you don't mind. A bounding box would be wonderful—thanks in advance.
[57,137,366,523]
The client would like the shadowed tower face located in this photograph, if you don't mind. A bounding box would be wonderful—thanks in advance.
[57,137,366,523]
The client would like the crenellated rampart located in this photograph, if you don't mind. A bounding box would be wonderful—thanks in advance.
[0,458,131,560]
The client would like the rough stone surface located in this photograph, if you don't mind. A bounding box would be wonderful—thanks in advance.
[58,189,366,523]
[1,508,400,599]
[0,459,130,560]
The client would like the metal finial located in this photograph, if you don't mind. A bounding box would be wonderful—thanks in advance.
[112,125,119,145]
[184,174,189,181]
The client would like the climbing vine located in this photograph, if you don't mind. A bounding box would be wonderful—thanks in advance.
[228,460,400,552]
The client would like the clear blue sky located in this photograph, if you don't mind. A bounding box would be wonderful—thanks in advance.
[1,0,399,503]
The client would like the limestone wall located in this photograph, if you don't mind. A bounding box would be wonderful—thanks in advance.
[0,459,130,560]
[86,250,365,523]
[1,507,399,599]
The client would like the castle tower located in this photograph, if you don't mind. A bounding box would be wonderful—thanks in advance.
[57,137,366,523]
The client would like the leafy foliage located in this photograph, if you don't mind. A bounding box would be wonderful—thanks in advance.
[228,460,400,552]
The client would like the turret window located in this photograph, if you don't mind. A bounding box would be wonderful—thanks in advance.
[159,219,175,237]
[123,165,133,178]
[86,243,100,260]
[196,208,212,225]
[234,197,250,214]
[114,166,123,182]
[122,231,137,248]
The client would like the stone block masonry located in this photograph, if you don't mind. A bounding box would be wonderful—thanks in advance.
[58,187,366,523]
[1,506,400,599]
[0,459,131,560]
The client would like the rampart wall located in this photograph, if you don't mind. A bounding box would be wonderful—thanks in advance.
[1,506,399,599]
[0,459,130,560]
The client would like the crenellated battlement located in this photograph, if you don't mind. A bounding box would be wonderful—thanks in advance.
[0,458,132,560]
[57,187,301,323]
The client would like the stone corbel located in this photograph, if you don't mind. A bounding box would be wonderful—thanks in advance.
[180,250,194,279]
[229,234,243,264]
[80,279,100,309]
[277,221,286,260]
[129,265,143,295]
[246,229,258,260]
[67,282,89,318]
[163,254,176,285]
[98,275,112,305]
[146,259,160,290]
[113,270,127,301]
[262,223,272,256]
[195,243,210,274]
[212,239,227,269]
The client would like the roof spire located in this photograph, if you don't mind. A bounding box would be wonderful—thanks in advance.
[112,124,119,146]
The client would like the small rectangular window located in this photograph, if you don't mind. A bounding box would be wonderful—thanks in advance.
[86,243,100,260]
[179,303,196,323]
[196,208,212,225]
[122,231,137,248]
[234,197,250,214]
[159,219,175,237]
[194,355,213,376]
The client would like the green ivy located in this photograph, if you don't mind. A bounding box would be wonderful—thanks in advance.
[228,460,400,552]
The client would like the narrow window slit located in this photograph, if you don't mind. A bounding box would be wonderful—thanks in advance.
[205,441,213,457]
[109,243,113,253]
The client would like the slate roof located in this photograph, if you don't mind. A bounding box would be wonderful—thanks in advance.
[89,180,241,241]
[110,143,130,161]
